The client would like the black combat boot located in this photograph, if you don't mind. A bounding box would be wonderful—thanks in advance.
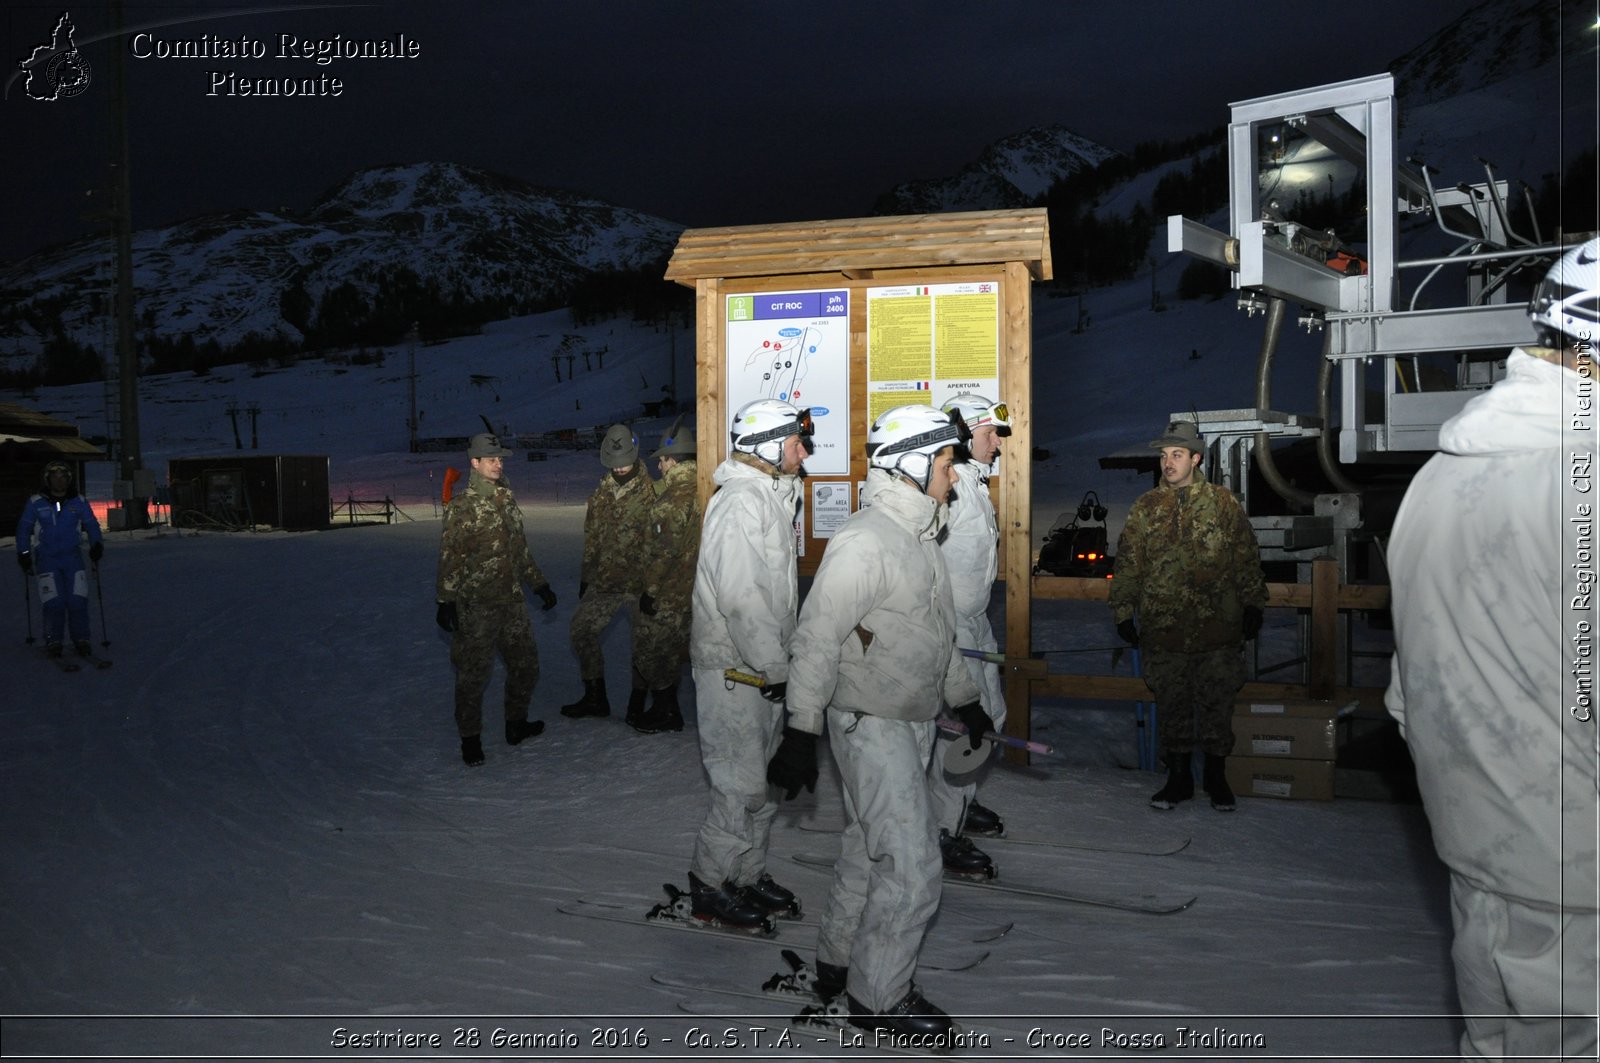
[460,735,484,766]
[847,986,955,1041]
[504,718,545,745]
[632,685,685,734]
[939,828,996,878]
[624,688,648,727]
[962,801,1005,836]
[1203,754,1237,811]
[687,872,772,930]
[733,872,801,918]
[560,677,610,718]
[1150,754,1195,810]
[812,960,848,1003]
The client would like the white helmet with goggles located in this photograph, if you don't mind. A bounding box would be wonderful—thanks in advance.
[867,404,971,490]
[730,398,812,467]
[941,393,1010,433]
[1529,237,1600,349]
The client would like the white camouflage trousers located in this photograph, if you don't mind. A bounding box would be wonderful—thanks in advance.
[927,611,1007,834]
[818,709,942,1014]
[689,667,785,889]
[1450,873,1599,1061]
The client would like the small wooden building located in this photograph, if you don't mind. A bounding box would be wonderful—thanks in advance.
[0,403,105,526]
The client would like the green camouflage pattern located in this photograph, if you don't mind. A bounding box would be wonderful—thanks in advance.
[436,470,548,603]
[635,459,701,688]
[1141,645,1243,756]
[580,468,657,593]
[450,596,540,737]
[568,589,639,679]
[1108,479,1266,652]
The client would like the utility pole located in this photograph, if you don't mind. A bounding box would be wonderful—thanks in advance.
[406,322,419,452]
[110,0,147,527]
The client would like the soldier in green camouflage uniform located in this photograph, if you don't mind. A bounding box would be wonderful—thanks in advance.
[630,417,702,734]
[559,424,658,720]
[435,433,559,766]
[1109,420,1266,811]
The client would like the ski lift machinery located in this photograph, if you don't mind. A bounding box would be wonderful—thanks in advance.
[1166,72,1564,679]
[1164,71,1561,547]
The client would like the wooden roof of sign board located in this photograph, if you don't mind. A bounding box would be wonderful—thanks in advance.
[663,208,1052,285]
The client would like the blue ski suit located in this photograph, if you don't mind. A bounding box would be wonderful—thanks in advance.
[17,488,102,647]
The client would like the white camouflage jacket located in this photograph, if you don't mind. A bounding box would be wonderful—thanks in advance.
[785,470,981,736]
[689,453,801,682]
[1386,349,1598,910]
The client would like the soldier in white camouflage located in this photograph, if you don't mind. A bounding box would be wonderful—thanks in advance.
[435,432,559,766]
[630,417,702,734]
[559,424,658,720]
[1109,420,1266,811]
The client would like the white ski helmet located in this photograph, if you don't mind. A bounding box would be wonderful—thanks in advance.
[730,398,811,466]
[1529,237,1600,349]
[867,404,970,490]
[941,393,1011,433]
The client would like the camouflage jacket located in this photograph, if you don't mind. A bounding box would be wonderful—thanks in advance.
[1108,479,1266,652]
[436,469,547,603]
[581,466,658,593]
[641,460,702,612]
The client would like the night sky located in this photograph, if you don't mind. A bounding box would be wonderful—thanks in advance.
[1,0,1464,264]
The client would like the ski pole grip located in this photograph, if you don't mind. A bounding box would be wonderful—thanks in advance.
[723,668,767,689]
[937,718,1056,757]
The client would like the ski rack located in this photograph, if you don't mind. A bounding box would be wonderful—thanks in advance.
[1166,72,1556,462]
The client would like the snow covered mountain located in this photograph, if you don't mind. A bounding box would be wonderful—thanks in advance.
[1390,0,1593,107]
[0,161,685,362]
[873,124,1120,215]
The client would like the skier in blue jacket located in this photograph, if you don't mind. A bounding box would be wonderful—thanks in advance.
[16,460,103,658]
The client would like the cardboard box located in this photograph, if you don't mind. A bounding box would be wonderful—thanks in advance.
[1225,755,1335,800]
[1234,697,1353,720]
[1231,714,1338,760]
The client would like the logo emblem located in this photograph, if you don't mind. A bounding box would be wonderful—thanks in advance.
[19,12,92,101]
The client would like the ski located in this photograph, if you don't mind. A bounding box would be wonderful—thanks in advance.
[792,852,1195,915]
[578,895,1010,943]
[40,648,82,672]
[75,651,112,670]
[799,818,1190,857]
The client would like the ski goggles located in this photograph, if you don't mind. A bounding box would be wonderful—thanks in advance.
[974,402,1011,429]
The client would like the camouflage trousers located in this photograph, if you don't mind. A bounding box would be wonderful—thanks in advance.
[450,596,540,738]
[568,589,640,681]
[1141,645,1244,758]
[635,606,690,691]
[818,711,941,1014]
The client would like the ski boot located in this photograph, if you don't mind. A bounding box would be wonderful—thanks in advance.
[504,718,545,745]
[846,986,955,1041]
[560,677,610,718]
[962,800,1005,837]
[733,872,801,919]
[460,735,485,767]
[939,828,997,879]
[1150,754,1195,810]
[1203,754,1236,812]
[631,685,685,734]
[45,642,63,659]
[651,873,773,934]
[73,640,94,657]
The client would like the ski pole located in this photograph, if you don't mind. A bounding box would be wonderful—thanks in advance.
[958,647,1006,664]
[723,668,769,690]
[936,718,1057,757]
[93,561,109,648]
[21,568,35,645]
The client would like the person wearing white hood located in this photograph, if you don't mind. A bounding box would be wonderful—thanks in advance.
[782,404,986,1043]
[925,393,1012,879]
[1386,237,1599,1062]
[682,399,812,930]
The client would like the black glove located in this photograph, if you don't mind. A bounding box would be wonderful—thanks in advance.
[1116,618,1139,647]
[535,584,558,611]
[953,701,992,750]
[639,591,657,616]
[579,581,588,598]
[1242,605,1263,640]
[759,681,787,704]
[766,727,818,800]
[89,541,103,563]
[17,552,31,574]
[435,601,458,632]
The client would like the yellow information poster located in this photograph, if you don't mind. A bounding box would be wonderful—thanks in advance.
[866,282,1000,421]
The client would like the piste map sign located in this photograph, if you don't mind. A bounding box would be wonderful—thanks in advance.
[725,290,850,475]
